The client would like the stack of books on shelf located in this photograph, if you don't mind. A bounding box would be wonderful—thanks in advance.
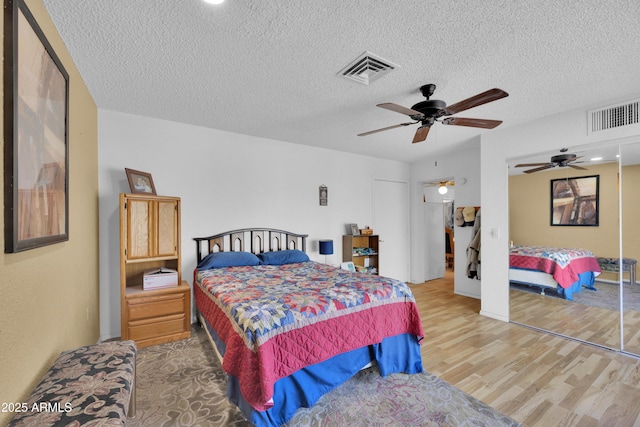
[352,247,376,256]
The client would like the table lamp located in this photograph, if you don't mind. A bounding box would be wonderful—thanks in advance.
[319,239,334,264]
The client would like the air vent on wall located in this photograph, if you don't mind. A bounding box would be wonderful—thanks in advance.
[339,51,399,86]
[588,99,640,134]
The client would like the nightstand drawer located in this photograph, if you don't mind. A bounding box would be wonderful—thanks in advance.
[127,292,185,321]
[127,313,186,341]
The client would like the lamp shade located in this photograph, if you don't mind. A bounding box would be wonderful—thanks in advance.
[319,240,334,255]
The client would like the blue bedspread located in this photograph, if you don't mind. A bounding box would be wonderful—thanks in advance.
[202,315,422,427]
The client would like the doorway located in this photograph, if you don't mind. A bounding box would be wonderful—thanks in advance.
[422,182,455,282]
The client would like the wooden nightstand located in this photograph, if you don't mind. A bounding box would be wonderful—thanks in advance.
[119,194,191,348]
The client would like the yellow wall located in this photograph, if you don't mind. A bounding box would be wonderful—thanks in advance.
[621,163,640,262]
[509,162,640,280]
[0,1,99,425]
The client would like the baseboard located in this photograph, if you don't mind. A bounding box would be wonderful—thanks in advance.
[454,289,480,299]
[99,332,121,343]
[479,309,509,322]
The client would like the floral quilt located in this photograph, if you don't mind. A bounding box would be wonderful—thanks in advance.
[194,261,423,412]
[509,245,601,288]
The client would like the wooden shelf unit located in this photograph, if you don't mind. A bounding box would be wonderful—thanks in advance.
[119,193,190,348]
[343,234,379,275]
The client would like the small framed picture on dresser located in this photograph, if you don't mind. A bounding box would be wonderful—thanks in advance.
[125,168,157,195]
[350,224,360,235]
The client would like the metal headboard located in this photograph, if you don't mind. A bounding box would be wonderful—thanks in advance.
[193,227,308,263]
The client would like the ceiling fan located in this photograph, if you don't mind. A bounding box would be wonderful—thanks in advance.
[427,180,454,194]
[358,84,509,144]
[514,150,587,174]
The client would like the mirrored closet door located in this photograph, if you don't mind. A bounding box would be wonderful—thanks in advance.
[621,142,640,356]
[509,144,622,351]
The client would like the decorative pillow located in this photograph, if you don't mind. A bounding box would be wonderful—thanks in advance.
[257,249,309,265]
[197,252,261,270]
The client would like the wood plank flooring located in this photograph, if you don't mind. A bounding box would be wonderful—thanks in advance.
[510,284,640,354]
[409,272,640,427]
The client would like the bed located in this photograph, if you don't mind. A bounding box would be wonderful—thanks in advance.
[193,228,424,427]
[509,245,602,300]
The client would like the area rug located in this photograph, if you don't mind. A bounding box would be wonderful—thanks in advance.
[573,280,640,312]
[127,327,522,427]
[285,368,520,427]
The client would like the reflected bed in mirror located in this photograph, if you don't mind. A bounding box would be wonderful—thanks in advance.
[509,245,601,300]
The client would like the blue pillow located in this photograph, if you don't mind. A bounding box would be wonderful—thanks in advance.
[257,250,309,265]
[197,252,261,270]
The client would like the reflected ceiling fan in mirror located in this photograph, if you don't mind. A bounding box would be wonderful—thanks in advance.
[358,84,509,143]
[514,149,587,174]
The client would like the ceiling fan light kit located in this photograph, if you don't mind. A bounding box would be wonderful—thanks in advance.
[427,180,454,195]
[358,84,509,144]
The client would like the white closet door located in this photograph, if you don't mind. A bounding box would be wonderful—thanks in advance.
[373,179,409,282]
[423,202,445,281]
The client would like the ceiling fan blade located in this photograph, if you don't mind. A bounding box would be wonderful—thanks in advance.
[427,180,455,186]
[523,165,554,174]
[514,162,553,167]
[357,121,417,137]
[412,126,430,143]
[568,164,588,170]
[439,88,509,116]
[377,103,424,118]
[441,117,503,129]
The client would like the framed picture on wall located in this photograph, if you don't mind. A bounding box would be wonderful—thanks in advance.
[319,185,328,206]
[3,0,70,252]
[550,175,599,226]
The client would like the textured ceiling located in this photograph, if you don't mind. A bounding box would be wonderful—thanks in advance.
[41,0,640,163]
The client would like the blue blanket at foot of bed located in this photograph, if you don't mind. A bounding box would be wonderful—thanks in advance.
[201,314,423,427]
[230,333,423,427]
[558,271,596,300]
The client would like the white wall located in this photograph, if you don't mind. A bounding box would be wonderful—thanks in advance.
[410,145,482,297]
[481,96,640,321]
[97,110,410,340]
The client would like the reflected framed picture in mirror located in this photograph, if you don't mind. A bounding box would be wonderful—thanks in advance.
[550,175,599,226]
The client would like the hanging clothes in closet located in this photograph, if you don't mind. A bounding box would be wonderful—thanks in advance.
[466,208,481,279]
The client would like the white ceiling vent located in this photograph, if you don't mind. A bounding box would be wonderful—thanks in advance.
[588,99,640,135]
[339,51,399,86]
